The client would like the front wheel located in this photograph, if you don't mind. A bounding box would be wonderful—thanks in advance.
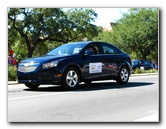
[61,67,80,90]
[116,66,129,84]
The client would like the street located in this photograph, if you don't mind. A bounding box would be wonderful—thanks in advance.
[8,74,159,122]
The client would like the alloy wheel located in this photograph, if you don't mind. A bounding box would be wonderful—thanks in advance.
[66,70,79,87]
[120,68,129,82]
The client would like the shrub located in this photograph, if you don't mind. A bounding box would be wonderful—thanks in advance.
[8,65,17,81]
[143,69,158,73]
[133,68,143,74]
[133,68,158,74]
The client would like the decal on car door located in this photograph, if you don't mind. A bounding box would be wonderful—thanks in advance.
[89,62,102,73]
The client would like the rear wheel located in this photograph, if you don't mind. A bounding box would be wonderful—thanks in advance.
[61,67,80,90]
[25,84,40,89]
[116,66,129,84]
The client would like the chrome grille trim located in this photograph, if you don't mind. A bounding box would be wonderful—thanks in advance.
[18,62,39,72]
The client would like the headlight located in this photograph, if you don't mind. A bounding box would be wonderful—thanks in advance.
[42,61,58,69]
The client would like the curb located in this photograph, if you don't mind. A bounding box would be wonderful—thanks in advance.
[8,73,158,85]
[8,81,19,85]
[131,73,158,77]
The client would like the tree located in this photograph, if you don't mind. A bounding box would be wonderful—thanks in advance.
[8,8,66,57]
[8,8,101,58]
[94,8,158,61]
[114,8,158,61]
[64,8,102,41]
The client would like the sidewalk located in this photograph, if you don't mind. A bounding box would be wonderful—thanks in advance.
[8,81,19,85]
[8,73,158,85]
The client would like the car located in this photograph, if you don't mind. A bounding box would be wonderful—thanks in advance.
[17,41,132,90]
[132,59,153,71]
[153,62,158,70]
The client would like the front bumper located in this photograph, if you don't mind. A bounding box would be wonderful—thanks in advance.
[17,69,62,85]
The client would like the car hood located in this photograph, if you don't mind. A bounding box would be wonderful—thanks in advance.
[20,55,72,64]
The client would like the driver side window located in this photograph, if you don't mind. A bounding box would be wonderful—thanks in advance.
[85,45,99,55]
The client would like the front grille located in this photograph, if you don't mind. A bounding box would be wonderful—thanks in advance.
[18,62,39,72]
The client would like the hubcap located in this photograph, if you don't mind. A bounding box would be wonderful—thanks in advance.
[120,68,129,82]
[66,70,78,87]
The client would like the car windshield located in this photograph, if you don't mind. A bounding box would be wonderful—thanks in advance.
[46,43,86,56]
[132,60,139,65]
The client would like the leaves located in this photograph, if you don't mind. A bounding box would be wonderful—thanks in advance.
[8,8,100,58]
[94,8,158,61]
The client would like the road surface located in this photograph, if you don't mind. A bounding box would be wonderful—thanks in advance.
[8,74,159,122]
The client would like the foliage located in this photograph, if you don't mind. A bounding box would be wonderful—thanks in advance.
[8,8,101,58]
[8,65,17,81]
[133,68,143,74]
[93,31,114,43]
[132,68,158,74]
[94,8,158,62]
[64,8,102,41]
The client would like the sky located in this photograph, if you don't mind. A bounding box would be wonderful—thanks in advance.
[16,7,128,28]
[64,8,129,27]
[91,8,129,27]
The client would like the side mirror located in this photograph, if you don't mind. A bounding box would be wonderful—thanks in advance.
[85,50,94,56]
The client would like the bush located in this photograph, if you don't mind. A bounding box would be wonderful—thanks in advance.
[133,68,143,74]
[133,68,158,74]
[143,69,158,73]
[8,65,17,81]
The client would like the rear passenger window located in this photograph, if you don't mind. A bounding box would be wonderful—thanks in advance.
[103,45,118,54]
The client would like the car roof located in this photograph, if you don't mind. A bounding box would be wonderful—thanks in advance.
[67,41,108,45]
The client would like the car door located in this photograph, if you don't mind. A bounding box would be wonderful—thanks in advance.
[81,43,106,79]
[100,43,122,76]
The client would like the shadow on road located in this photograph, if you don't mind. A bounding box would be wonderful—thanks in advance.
[24,81,154,92]
[77,82,154,92]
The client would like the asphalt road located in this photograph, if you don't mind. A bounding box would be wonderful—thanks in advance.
[8,74,159,122]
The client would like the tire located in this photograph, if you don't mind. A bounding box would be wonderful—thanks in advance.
[61,67,80,90]
[25,84,40,89]
[116,66,129,84]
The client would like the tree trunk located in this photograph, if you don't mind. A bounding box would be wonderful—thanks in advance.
[27,48,33,58]
[26,42,35,58]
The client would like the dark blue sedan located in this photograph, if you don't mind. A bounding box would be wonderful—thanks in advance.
[17,41,132,90]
